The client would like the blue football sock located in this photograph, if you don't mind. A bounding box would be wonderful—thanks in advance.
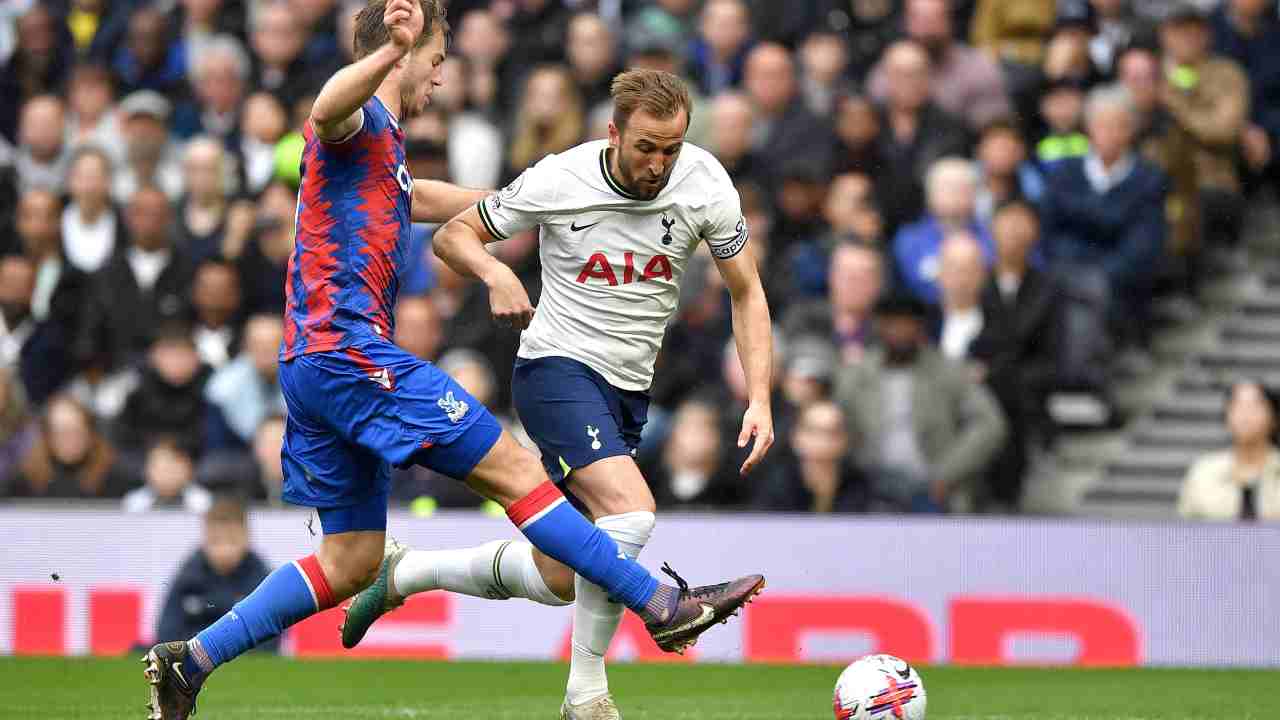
[507,482,659,613]
[189,555,334,675]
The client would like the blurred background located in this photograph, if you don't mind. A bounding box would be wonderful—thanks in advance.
[3,0,1280,668]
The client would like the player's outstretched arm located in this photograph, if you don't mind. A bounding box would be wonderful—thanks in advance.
[433,206,535,329]
[411,179,489,224]
[715,249,775,475]
[310,0,421,140]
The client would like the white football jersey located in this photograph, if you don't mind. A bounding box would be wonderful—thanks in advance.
[477,139,748,391]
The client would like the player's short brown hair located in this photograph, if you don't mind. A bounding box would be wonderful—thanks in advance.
[352,0,446,60]
[610,69,693,134]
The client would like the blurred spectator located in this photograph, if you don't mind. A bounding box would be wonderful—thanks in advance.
[779,335,838,409]
[832,93,886,176]
[822,0,900,77]
[1211,0,1280,181]
[1157,6,1249,256]
[155,496,274,649]
[205,314,285,451]
[1179,380,1280,521]
[432,57,504,190]
[14,394,128,499]
[65,64,121,151]
[174,35,252,143]
[80,186,194,373]
[122,436,213,512]
[14,96,69,195]
[17,188,91,348]
[975,118,1044,222]
[177,137,250,265]
[395,297,442,362]
[566,13,618,111]
[453,9,511,113]
[833,294,1007,512]
[238,92,289,196]
[970,0,1055,73]
[742,43,835,191]
[936,231,990,362]
[175,0,248,63]
[236,182,295,314]
[772,162,830,248]
[0,6,71,146]
[894,157,994,306]
[798,31,851,118]
[873,41,971,232]
[291,0,342,62]
[113,4,184,96]
[250,1,333,109]
[784,241,885,366]
[708,93,762,187]
[506,64,584,181]
[0,369,35,495]
[62,146,122,274]
[1043,15,1097,84]
[868,0,1012,131]
[978,200,1061,506]
[644,395,741,510]
[752,400,864,513]
[1088,0,1144,77]
[788,172,884,298]
[1041,84,1167,350]
[199,414,286,503]
[627,0,699,54]
[689,0,753,97]
[0,254,78,406]
[190,259,243,369]
[506,0,572,69]
[66,0,135,61]
[117,326,210,455]
[1036,76,1090,166]
[113,90,184,202]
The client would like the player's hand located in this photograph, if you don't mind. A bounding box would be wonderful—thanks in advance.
[737,402,774,476]
[485,264,535,330]
[385,0,423,53]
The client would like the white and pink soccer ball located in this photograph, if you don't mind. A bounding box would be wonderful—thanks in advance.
[832,654,927,720]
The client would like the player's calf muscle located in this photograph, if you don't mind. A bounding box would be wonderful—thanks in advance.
[464,433,547,507]
[318,531,385,598]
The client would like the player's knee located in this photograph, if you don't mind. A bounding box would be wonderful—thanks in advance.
[596,510,656,552]
[506,446,551,498]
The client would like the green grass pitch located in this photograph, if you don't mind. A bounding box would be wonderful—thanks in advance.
[3,657,1275,719]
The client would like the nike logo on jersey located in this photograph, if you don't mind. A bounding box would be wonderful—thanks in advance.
[570,220,602,232]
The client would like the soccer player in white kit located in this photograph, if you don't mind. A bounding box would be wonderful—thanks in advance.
[341,69,775,719]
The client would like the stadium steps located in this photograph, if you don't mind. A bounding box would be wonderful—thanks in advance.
[1061,197,1280,518]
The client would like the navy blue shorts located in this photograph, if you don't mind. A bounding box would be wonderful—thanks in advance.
[512,356,650,484]
[279,342,502,533]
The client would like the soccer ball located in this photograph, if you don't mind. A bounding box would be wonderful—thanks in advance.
[832,654,927,720]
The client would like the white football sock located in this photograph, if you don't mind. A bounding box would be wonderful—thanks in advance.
[392,540,570,606]
[566,511,656,706]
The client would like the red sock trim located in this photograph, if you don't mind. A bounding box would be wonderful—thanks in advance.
[296,554,336,611]
[506,481,567,529]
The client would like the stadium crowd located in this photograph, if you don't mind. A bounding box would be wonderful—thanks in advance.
[1,0,1278,515]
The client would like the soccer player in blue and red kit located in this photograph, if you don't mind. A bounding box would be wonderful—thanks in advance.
[142,2,763,717]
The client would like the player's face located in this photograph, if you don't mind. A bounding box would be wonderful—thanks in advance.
[402,32,447,119]
[609,108,688,200]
